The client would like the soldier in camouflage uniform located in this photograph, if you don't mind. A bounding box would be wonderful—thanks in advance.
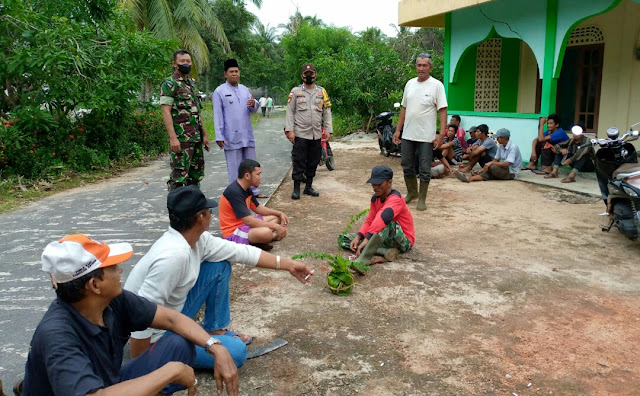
[284,63,333,200]
[160,49,211,190]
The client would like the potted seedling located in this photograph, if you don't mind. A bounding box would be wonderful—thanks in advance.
[293,252,369,296]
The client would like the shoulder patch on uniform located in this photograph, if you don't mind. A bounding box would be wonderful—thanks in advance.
[322,88,331,108]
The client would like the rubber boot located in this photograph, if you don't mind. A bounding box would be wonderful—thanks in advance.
[404,176,418,203]
[376,247,399,262]
[354,233,383,264]
[303,177,319,197]
[417,180,429,211]
[291,181,301,200]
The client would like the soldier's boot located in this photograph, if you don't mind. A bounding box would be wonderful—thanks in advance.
[353,233,383,264]
[404,176,418,203]
[417,180,429,211]
[303,178,320,197]
[291,181,301,200]
[376,247,399,262]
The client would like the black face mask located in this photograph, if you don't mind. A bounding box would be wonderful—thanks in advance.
[177,63,191,75]
[303,75,314,85]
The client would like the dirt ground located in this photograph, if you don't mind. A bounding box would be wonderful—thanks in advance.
[194,139,640,396]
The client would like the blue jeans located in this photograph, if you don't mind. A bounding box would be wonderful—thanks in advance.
[181,260,247,370]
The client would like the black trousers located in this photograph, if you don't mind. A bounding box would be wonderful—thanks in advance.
[533,141,555,167]
[292,137,321,181]
[554,153,595,172]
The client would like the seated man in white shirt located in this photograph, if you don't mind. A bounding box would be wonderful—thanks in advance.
[124,185,314,372]
[455,128,522,182]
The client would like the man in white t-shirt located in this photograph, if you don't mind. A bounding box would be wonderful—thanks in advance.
[259,96,267,116]
[393,53,448,211]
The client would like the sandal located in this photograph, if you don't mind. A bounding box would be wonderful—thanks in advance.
[561,177,576,183]
[544,173,558,179]
[224,329,253,345]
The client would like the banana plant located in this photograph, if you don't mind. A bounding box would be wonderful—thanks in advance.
[292,252,369,296]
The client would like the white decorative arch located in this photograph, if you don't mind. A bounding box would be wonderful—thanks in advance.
[566,25,604,47]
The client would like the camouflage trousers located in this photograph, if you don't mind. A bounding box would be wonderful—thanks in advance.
[338,221,412,252]
[168,141,204,191]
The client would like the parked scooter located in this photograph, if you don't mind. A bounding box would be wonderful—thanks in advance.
[375,103,402,157]
[576,123,640,240]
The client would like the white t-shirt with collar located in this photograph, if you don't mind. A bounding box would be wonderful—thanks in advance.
[401,76,448,143]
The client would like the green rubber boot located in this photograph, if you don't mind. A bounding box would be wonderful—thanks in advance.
[376,247,399,262]
[354,233,383,264]
[404,176,418,203]
[417,180,429,211]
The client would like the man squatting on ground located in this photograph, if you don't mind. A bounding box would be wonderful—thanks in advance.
[124,186,313,373]
[340,165,415,264]
[161,49,211,191]
[285,63,333,200]
[455,128,522,182]
[393,52,448,211]
[458,124,497,173]
[213,58,266,197]
[21,234,239,396]
[219,159,289,248]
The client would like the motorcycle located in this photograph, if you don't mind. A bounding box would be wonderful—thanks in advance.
[318,129,335,171]
[576,123,640,240]
[375,103,402,157]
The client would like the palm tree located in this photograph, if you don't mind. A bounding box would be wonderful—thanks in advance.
[278,8,324,35]
[252,21,278,58]
[122,0,263,72]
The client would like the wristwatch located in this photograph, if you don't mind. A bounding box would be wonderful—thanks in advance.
[204,336,221,354]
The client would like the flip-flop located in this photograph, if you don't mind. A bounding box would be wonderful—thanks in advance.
[454,170,470,183]
[561,177,576,183]
[544,173,558,179]
[224,329,253,345]
[531,169,548,175]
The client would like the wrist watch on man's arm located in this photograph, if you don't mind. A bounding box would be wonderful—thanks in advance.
[204,336,222,355]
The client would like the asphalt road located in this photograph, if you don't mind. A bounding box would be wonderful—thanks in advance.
[0,110,291,393]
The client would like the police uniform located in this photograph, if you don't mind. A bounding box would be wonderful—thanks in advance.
[160,71,204,190]
[285,67,333,197]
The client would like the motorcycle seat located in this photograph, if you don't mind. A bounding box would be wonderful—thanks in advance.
[613,163,640,179]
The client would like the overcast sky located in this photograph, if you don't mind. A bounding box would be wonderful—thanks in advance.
[245,0,401,37]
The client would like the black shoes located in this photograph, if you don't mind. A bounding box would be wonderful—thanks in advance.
[291,181,301,200]
[303,177,319,197]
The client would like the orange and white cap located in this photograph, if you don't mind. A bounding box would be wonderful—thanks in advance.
[42,234,133,284]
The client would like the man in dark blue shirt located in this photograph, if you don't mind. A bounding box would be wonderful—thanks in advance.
[524,114,569,173]
[21,234,239,396]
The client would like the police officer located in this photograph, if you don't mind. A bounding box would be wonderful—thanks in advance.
[285,63,333,200]
[160,49,211,191]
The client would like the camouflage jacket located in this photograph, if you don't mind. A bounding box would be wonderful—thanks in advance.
[285,84,333,140]
[553,135,595,164]
[159,72,203,143]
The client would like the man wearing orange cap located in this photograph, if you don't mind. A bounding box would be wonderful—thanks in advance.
[21,234,239,396]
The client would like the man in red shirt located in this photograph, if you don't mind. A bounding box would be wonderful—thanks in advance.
[340,165,415,264]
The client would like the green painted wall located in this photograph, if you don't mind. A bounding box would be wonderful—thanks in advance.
[499,38,521,112]
[447,45,477,111]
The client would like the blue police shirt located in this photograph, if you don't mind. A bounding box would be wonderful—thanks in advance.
[21,290,157,396]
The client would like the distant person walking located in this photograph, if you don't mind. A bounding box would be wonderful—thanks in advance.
[393,52,448,211]
[213,58,267,198]
[259,96,267,116]
[266,96,273,118]
[160,49,210,190]
[285,63,333,200]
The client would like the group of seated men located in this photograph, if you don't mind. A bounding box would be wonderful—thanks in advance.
[428,113,595,184]
[21,156,417,395]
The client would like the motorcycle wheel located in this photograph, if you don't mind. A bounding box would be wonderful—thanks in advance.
[326,155,335,171]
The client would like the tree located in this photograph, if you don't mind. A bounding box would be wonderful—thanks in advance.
[278,9,324,35]
[121,0,263,71]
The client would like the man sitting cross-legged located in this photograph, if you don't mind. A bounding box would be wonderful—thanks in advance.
[455,128,522,183]
[458,124,497,173]
[219,159,289,249]
[22,234,239,396]
[124,185,313,374]
[544,123,595,182]
[339,165,415,264]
